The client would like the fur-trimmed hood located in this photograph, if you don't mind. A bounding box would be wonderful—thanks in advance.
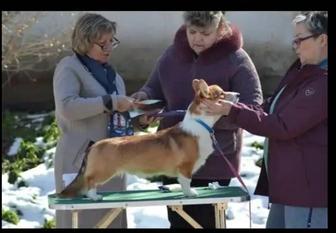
[172,24,243,64]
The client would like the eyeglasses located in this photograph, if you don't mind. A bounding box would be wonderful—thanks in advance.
[94,36,120,52]
[292,34,320,48]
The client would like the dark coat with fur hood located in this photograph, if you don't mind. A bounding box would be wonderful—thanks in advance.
[140,24,263,179]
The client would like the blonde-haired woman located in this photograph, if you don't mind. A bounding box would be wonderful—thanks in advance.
[53,13,133,228]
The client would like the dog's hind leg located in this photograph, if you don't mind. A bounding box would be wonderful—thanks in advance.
[85,175,103,201]
[87,188,102,201]
[83,168,119,201]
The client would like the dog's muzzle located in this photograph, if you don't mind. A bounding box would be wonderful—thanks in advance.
[224,92,240,103]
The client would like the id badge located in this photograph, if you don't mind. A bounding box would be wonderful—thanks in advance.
[109,111,134,137]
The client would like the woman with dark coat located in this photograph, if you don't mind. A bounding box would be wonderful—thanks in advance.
[132,11,263,228]
[201,11,328,228]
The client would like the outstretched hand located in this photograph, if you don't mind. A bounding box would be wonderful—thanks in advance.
[131,91,148,101]
[138,114,158,126]
[131,91,161,126]
[115,95,135,112]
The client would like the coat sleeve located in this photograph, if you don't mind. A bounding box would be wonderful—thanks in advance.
[53,64,106,121]
[215,50,263,130]
[139,56,165,100]
[229,77,327,139]
[115,73,126,95]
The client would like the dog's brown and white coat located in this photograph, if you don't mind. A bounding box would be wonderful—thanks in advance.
[58,79,239,200]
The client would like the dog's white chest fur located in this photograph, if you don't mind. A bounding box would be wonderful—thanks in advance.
[180,112,216,173]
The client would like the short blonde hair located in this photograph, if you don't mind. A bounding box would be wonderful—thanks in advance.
[72,13,116,55]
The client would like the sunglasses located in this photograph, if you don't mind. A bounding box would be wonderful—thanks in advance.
[292,34,320,48]
[94,36,120,52]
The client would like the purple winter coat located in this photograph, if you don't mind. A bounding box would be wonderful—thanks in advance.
[140,25,263,179]
[228,60,328,207]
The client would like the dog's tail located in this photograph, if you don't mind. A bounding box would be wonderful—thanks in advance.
[58,141,95,198]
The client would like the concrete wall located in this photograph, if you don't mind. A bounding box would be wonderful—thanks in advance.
[3,11,300,111]
[226,11,299,95]
[99,11,184,93]
[101,11,299,95]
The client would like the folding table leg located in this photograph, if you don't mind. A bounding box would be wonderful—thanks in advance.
[72,210,79,228]
[213,202,228,228]
[169,205,203,228]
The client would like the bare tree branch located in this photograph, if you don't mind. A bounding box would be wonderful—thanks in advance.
[2,11,85,88]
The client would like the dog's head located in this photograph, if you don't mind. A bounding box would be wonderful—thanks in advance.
[189,79,239,120]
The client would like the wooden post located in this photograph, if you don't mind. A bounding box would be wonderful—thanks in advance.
[213,202,228,228]
[72,210,79,228]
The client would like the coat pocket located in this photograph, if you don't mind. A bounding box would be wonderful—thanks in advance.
[72,139,90,170]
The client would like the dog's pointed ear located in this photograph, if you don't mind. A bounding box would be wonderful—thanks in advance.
[198,79,209,97]
[199,79,208,89]
[192,79,200,93]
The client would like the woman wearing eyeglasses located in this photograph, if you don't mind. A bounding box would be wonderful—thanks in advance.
[201,11,328,228]
[53,13,133,228]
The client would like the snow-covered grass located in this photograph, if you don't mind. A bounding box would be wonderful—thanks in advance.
[2,112,269,228]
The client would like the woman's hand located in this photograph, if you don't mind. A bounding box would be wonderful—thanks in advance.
[131,91,148,101]
[200,99,233,116]
[138,114,157,126]
[131,91,162,127]
[115,95,135,112]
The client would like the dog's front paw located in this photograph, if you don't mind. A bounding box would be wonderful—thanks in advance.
[184,188,198,197]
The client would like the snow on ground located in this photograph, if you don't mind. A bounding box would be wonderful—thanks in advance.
[7,138,23,156]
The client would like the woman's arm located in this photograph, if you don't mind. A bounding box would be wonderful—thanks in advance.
[228,78,327,139]
[215,50,263,130]
[53,65,108,121]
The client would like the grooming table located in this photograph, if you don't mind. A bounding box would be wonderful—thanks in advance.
[48,186,250,228]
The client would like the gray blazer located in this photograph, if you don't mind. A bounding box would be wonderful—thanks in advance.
[53,54,127,228]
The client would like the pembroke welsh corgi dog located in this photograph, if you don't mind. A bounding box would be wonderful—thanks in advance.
[58,79,239,200]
